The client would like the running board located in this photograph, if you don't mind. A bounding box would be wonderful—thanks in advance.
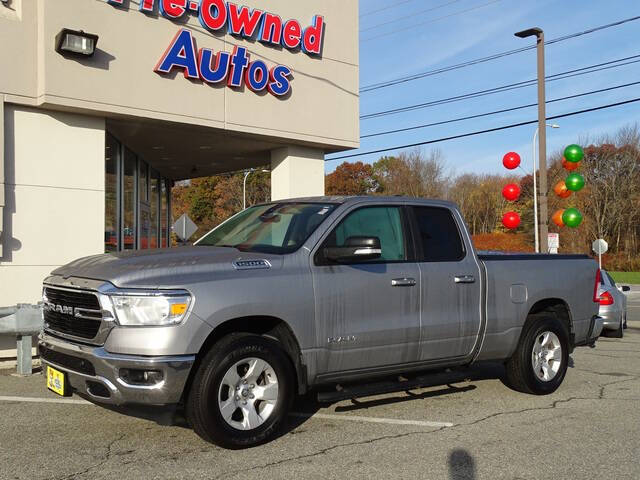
[316,368,473,403]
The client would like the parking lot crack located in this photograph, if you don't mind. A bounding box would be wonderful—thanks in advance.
[47,432,127,480]
[212,426,448,479]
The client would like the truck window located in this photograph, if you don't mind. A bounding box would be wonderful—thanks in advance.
[412,206,465,262]
[322,206,406,262]
[195,203,337,254]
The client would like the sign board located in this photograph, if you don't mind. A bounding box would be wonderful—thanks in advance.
[172,214,198,242]
[592,239,608,255]
[548,233,559,254]
[108,0,326,96]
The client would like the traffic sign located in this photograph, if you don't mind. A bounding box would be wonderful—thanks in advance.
[172,214,197,242]
[592,239,608,255]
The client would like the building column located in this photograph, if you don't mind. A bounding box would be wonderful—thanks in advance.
[270,146,325,201]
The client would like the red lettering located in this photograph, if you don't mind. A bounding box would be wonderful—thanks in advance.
[199,0,227,31]
[302,16,324,55]
[161,0,186,18]
[227,3,264,37]
[139,0,154,12]
[260,13,282,44]
[282,19,301,49]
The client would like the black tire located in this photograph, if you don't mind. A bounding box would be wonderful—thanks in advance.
[504,314,569,395]
[186,333,295,449]
[612,315,624,338]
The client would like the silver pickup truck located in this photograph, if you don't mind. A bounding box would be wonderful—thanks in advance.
[39,196,604,448]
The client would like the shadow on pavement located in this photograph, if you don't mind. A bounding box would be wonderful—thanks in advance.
[449,449,477,479]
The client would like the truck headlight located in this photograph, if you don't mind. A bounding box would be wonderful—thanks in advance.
[109,293,191,326]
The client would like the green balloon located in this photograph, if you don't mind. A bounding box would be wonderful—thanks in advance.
[562,208,583,228]
[565,173,585,192]
[564,144,584,163]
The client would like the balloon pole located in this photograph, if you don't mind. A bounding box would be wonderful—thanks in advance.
[599,251,602,270]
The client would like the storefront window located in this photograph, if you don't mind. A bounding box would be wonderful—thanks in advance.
[123,148,137,250]
[150,170,159,249]
[139,160,148,203]
[105,133,171,252]
[105,134,119,252]
[161,180,169,248]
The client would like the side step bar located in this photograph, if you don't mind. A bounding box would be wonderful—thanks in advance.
[317,368,474,403]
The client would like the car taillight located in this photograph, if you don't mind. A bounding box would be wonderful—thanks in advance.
[593,269,601,303]
[599,291,614,306]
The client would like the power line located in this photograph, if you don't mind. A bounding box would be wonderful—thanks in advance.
[360,0,462,33]
[326,96,640,161]
[361,80,640,139]
[360,0,419,19]
[360,15,640,92]
[361,54,640,119]
[362,0,501,42]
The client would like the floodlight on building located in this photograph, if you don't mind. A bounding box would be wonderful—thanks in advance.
[55,29,99,57]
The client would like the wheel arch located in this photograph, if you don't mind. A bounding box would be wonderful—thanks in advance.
[526,298,574,348]
[183,316,307,401]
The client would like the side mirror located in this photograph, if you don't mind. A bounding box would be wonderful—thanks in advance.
[324,236,382,263]
[622,285,631,293]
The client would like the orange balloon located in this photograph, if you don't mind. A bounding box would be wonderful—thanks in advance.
[562,157,580,171]
[553,181,572,199]
[552,209,565,227]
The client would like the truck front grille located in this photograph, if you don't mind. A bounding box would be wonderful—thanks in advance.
[43,287,102,340]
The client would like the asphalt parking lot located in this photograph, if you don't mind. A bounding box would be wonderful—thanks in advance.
[1,288,639,480]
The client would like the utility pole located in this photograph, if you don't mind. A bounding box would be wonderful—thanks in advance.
[516,27,548,252]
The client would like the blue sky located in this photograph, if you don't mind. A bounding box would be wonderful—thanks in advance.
[325,0,640,176]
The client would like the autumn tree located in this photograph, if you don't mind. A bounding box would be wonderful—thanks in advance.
[325,161,380,195]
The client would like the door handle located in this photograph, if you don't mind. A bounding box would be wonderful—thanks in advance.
[454,275,476,284]
[391,278,417,287]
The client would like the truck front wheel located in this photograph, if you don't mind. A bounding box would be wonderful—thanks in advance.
[504,314,569,395]
[186,333,294,448]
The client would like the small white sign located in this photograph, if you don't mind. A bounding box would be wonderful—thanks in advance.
[548,233,560,251]
[172,214,198,242]
[592,239,608,255]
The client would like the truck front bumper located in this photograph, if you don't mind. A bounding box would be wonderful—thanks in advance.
[38,332,195,406]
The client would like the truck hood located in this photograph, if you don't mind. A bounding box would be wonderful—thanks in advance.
[49,246,284,289]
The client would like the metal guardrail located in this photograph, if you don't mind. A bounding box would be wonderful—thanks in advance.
[0,303,43,375]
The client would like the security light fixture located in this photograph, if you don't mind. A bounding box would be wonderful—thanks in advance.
[55,29,99,57]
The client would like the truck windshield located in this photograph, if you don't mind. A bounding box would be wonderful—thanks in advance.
[195,203,337,254]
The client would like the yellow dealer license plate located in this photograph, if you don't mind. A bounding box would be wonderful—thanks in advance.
[46,366,65,396]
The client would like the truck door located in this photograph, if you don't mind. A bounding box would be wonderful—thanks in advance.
[311,205,421,374]
[409,206,483,361]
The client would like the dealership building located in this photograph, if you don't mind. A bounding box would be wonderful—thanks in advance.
[0,0,358,357]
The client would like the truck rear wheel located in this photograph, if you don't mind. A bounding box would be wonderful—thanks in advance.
[504,314,569,395]
[186,333,294,448]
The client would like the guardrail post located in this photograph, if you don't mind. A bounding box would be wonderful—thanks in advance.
[16,334,33,376]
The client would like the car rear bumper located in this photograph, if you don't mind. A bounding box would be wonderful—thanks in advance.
[38,332,195,406]
[599,309,622,330]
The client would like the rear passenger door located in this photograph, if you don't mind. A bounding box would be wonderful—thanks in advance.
[410,206,483,361]
[311,205,421,375]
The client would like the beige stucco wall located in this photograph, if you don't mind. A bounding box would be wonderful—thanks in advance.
[0,0,359,151]
[0,105,105,306]
[271,146,325,200]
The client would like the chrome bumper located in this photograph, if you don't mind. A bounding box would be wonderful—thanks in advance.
[38,332,194,406]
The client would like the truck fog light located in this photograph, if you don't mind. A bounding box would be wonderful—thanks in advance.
[119,368,163,386]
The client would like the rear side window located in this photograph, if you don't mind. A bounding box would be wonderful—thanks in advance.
[322,206,406,262]
[412,207,465,262]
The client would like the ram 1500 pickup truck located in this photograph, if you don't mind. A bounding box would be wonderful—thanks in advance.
[39,196,604,448]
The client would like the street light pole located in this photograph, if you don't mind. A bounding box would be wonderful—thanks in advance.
[243,169,270,210]
[532,123,559,253]
[516,27,549,252]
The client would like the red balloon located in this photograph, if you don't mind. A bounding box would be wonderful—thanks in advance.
[562,157,580,171]
[502,183,521,201]
[502,211,521,230]
[503,152,521,170]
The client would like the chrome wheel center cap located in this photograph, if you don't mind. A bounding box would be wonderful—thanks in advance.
[241,388,249,398]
